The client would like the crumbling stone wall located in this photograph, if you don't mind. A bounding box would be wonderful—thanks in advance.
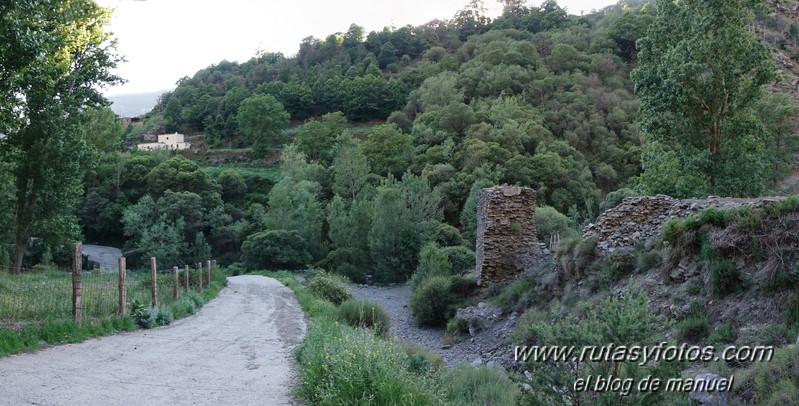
[583,195,786,254]
[475,186,543,286]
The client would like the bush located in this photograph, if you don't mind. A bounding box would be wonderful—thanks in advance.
[605,249,636,281]
[155,307,174,326]
[637,250,662,272]
[401,342,444,375]
[441,246,475,273]
[706,322,736,345]
[410,275,456,327]
[226,262,245,276]
[240,229,310,270]
[308,272,352,305]
[410,243,452,290]
[599,188,637,212]
[734,345,799,405]
[295,320,439,405]
[536,206,578,243]
[678,303,709,343]
[493,275,537,313]
[447,316,469,335]
[131,299,157,329]
[710,258,744,296]
[338,299,390,336]
[440,365,520,406]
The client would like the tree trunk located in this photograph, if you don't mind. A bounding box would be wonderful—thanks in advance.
[12,238,25,275]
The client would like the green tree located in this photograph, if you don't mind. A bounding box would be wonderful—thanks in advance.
[236,94,290,151]
[332,135,371,200]
[0,0,121,273]
[362,124,414,178]
[82,106,125,152]
[217,169,248,202]
[241,229,310,270]
[294,111,346,164]
[632,0,777,197]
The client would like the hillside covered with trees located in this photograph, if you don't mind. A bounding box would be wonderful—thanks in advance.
[3,0,798,278]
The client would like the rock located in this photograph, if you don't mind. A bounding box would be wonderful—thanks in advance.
[669,267,686,283]
[477,302,487,309]
[471,357,483,367]
[524,370,533,380]
[521,383,533,392]
[689,373,729,406]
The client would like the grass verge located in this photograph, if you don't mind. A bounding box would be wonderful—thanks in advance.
[257,270,520,406]
[0,269,227,357]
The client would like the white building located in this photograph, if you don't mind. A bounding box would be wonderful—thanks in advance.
[138,133,191,151]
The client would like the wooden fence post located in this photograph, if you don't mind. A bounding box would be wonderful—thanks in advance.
[150,257,158,308]
[197,262,203,291]
[184,265,189,293]
[119,257,127,316]
[72,243,83,323]
[206,259,212,286]
[172,266,179,301]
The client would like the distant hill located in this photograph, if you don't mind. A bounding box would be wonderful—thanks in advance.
[107,90,171,117]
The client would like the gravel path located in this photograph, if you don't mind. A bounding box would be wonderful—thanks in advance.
[350,283,520,368]
[0,275,305,406]
[349,284,446,355]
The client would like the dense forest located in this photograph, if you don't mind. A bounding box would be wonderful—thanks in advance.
[3,0,799,278]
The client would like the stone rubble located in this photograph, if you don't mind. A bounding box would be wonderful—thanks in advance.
[583,195,786,255]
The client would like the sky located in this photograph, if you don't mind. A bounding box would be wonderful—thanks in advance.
[97,0,619,96]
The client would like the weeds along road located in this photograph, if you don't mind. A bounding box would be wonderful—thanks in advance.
[0,275,306,405]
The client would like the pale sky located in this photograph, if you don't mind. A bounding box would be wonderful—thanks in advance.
[97,0,619,96]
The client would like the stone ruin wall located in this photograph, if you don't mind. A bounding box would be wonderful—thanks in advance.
[583,195,787,254]
[475,186,544,286]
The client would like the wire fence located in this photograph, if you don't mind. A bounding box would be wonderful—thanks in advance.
[0,260,215,329]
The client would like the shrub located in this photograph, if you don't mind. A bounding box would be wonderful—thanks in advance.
[410,275,456,327]
[678,302,709,343]
[410,243,452,290]
[441,245,475,273]
[295,320,439,405]
[130,299,157,329]
[401,342,444,375]
[226,262,245,276]
[493,275,537,313]
[446,316,469,335]
[155,307,174,326]
[440,365,520,406]
[710,258,744,296]
[338,299,390,336]
[734,345,799,405]
[308,272,352,305]
[599,188,637,212]
[240,229,310,270]
[706,322,736,345]
[605,249,636,280]
[637,250,662,272]
[449,274,477,298]
[536,205,578,243]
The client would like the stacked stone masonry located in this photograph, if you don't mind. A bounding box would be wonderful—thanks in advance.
[583,195,786,254]
[475,186,544,286]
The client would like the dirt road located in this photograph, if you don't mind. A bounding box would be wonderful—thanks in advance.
[0,275,306,405]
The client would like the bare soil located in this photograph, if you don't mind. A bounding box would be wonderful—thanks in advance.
[0,275,305,405]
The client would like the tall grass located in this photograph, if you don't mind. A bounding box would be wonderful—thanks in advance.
[0,270,199,327]
[0,268,227,356]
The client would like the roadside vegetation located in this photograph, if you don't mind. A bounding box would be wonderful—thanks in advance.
[260,269,520,406]
[0,268,227,357]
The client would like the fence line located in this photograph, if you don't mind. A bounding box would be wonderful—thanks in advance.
[0,243,217,328]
